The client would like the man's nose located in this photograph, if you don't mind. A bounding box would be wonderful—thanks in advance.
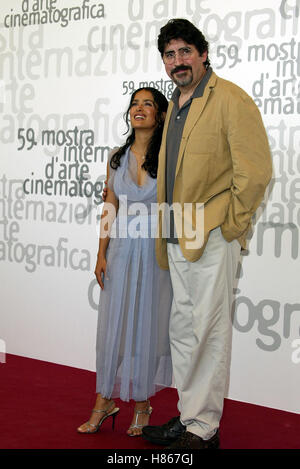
[173,53,184,67]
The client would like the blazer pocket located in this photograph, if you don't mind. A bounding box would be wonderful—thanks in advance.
[182,152,213,199]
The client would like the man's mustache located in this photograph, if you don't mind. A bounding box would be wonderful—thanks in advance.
[171,65,192,75]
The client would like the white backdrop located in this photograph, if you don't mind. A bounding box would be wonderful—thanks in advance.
[0,0,299,414]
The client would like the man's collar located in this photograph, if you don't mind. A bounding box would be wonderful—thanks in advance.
[171,67,213,103]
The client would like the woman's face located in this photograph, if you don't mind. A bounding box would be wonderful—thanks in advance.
[129,89,158,131]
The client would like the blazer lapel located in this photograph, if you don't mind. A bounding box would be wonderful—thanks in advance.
[175,73,216,177]
[157,101,174,201]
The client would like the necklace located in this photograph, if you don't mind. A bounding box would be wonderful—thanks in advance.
[132,147,146,161]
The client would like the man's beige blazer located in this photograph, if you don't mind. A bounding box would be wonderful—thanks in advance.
[155,72,272,269]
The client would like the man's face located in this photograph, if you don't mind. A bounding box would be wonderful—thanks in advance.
[162,39,207,89]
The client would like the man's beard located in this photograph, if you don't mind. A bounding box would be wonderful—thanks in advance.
[171,65,193,87]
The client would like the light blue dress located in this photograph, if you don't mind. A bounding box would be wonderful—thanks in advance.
[96,147,173,402]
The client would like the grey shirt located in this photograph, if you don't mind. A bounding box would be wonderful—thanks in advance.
[165,67,213,243]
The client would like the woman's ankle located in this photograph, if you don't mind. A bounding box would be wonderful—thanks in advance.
[95,394,113,407]
[134,400,150,409]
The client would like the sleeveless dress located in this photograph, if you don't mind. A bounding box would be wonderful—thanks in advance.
[96,147,173,402]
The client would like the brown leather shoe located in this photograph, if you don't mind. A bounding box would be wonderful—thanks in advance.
[165,430,219,449]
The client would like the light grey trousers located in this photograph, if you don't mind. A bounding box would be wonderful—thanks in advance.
[167,227,241,440]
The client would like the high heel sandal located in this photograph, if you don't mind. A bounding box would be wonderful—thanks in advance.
[128,402,153,437]
[77,400,119,434]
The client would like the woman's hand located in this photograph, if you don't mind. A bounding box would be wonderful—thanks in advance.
[94,255,107,290]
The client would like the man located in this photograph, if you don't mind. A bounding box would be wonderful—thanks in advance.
[142,19,272,449]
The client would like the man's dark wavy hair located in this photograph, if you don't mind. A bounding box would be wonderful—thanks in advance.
[110,87,168,179]
[157,18,210,69]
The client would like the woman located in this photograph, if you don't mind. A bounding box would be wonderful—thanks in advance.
[77,88,173,437]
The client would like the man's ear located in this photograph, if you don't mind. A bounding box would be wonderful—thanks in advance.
[201,50,208,63]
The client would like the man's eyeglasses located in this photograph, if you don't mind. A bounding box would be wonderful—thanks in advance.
[163,47,193,64]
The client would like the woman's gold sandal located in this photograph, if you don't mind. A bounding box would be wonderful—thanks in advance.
[128,403,153,437]
[77,400,119,434]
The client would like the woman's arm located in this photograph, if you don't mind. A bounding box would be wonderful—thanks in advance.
[95,163,119,289]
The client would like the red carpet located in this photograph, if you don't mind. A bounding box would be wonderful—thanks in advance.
[0,354,299,449]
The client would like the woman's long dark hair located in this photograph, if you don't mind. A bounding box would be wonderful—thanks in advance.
[110,87,168,178]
